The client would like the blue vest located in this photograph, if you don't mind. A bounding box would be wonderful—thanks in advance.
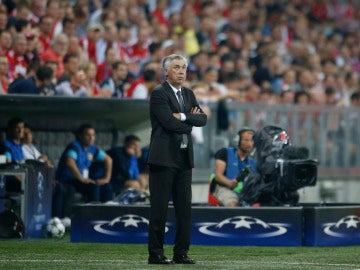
[4,139,24,163]
[210,147,257,193]
[225,147,257,179]
[56,140,99,183]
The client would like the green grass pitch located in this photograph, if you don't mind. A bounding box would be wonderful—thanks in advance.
[0,235,359,270]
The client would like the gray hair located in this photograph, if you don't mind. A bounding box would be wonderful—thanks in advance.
[50,33,69,47]
[162,54,188,70]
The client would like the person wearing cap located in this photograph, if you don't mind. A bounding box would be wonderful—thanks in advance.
[79,22,104,65]
[209,128,258,206]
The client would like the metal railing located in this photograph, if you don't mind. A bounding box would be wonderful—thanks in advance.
[195,101,360,179]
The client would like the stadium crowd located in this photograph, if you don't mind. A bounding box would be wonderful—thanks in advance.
[0,0,358,106]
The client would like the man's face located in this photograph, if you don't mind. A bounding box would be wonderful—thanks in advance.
[13,122,25,140]
[66,57,79,75]
[165,59,187,88]
[22,127,32,144]
[81,128,96,147]
[0,56,9,74]
[239,131,254,154]
[14,37,27,55]
[126,140,141,157]
[114,64,128,80]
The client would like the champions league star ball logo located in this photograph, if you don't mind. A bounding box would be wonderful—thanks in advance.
[92,214,170,237]
[93,214,149,237]
[197,216,289,238]
[323,215,360,238]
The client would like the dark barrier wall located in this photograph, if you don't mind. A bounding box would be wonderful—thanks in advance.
[0,95,150,133]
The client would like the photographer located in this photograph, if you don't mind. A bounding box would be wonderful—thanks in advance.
[210,128,257,206]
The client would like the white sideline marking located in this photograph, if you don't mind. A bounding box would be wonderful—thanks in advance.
[0,259,358,268]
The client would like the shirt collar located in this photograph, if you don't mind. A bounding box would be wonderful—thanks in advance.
[167,80,181,94]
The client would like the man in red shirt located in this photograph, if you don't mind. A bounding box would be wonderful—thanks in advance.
[40,33,69,78]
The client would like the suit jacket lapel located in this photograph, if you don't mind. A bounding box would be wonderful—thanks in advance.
[162,81,182,111]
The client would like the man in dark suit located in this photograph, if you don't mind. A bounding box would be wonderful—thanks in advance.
[147,54,207,264]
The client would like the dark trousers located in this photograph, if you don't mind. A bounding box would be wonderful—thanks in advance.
[52,180,113,218]
[71,180,113,203]
[52,182,75,218]
[148,150,192,256]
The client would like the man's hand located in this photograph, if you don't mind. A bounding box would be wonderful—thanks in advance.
[173,106,201,119]
[96,178,110,186]
[80,178,96,184]
[191,106,201,114]
[227,179,238,189]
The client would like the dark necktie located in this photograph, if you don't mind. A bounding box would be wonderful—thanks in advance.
[176,90,185,112]
[176,90,188,148]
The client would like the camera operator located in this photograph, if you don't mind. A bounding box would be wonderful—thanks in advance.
[210,128,257,206]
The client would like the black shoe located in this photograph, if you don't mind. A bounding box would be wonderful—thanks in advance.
[148,254,174,264]
[173,254,196,264]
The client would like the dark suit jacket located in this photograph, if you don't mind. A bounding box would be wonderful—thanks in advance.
[147,81,207,168]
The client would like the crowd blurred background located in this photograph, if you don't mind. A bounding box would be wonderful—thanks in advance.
[0,0,358,106]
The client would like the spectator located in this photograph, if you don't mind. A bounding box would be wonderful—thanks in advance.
[8,64,55,95]
[73,1,91,39]
[57,52,80,83]
[28,0,44,25]
[294,90,311,105]
[116,21,132,63]
[62,17,76,38]
[24,28,41,65]
[97,22,119,65]
[21,124,52,167]
[129,69,157,99]
[44,0,62,37]
[127,25,151,76]
[6,33,28,79]
[106,134,148,196]
[37,15,54,54]
[96,46,117,83]
[99,60,131,98]
[67,36,87,67]
[40,33,69,78]
[0,30,12,55]
[44,59,59,85]
[55,69,89,97]
[79,22,104,65]
[126,60,162,98]
[0,54,10,94]
[209,128,257,206]
[2,117,25,164]
[0,117,25,192]
[7,2,31,35]
[54,124,113,216]
[0,10,8,32]
[13,18,31,35]
[83,60,100,97]
[176,5,200,57]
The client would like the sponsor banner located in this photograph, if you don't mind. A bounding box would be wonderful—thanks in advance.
[23,164,53,238]
[71,204,303,246]
[303,205,360,246]
[71,204,151,243]
[191,207,302,246]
